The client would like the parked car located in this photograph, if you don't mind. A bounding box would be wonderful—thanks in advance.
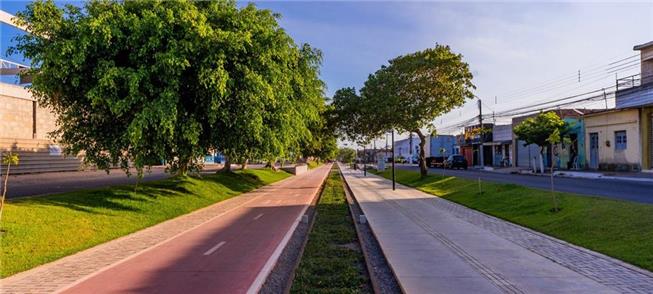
[425,156,446,168]
[443,155,468,169]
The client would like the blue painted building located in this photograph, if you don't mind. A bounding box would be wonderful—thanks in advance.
[394,134,456,163]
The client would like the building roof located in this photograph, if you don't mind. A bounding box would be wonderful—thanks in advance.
[634,40,653,51]
[582,108,639,118]
[511,109,603,123]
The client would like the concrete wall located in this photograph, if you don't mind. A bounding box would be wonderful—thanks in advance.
[0,83,58,144]
[640,45,653,84]
[585,109,641,168]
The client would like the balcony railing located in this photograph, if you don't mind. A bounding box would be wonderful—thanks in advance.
[616,73,640,91]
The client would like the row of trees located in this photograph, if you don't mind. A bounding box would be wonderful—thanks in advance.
[331,44,476,177]
[10,0,337,176]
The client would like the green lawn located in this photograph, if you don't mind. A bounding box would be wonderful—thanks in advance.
[0,168,290,278]
[291,167,371,293]
[307,160,322,170]
[374,169,653,272]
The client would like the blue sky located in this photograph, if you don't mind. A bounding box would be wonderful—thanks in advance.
[2,1,653,139]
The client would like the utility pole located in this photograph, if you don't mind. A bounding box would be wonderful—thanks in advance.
[373,140,376,168]
[478,99,484,168]
[603,88,608,110]
[363,143,366,176]
[391,130,396,190]
[385,133,389,163]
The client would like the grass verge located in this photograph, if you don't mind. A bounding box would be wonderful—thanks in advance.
[291,166,371,293]
[307,160,322,170]
[373,168,653,272]
[0,168,290,277]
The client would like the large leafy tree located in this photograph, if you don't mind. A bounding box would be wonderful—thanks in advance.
[360,44,475,177]
[330,87,382,149]
[301,103,338,162]
[11,0,325,176]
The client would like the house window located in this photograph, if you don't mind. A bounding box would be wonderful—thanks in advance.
[615,131,627,150]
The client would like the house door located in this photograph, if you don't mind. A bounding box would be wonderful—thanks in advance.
[589,132,599,169]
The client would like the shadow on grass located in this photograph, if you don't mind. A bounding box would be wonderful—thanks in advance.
[10,171,267,214]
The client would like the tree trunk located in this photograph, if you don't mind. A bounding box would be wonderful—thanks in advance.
[221,156,231,173]
[241,159,248,170]
[550,145,559,212]
[415,129,428,178]
[178,161,188,177]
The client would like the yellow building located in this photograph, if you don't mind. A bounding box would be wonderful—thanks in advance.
[615,40,653,172]
[584,109,642,171]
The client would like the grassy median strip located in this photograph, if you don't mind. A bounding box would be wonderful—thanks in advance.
[373,169,653,272]
[0,169,290,278]
[291,167,371,293]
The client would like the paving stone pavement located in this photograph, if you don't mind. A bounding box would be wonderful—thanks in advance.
[341,165,653,294]
[0,173,305,294]
[428,191,653,293]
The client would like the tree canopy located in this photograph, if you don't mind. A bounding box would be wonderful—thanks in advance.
[513,112,568,149]
[337,147,356,164]
[333,44,475,176]
[11,0,326,175]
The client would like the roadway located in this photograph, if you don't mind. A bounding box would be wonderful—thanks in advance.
[394,165,653,204]
[6,164,261,198]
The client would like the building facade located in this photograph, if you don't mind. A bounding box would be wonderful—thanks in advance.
[584,109,642,171]
[512,109,596,171]
[614,40,653,171]
[462,124,493,166]
[0,82,83,174]
[487,124,512,167]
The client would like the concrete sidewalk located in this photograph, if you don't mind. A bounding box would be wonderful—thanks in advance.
[1,164,331,294]
[340,164,653,293]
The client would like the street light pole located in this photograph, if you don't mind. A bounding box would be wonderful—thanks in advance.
[391,129,396,191]
[363,143,367,176]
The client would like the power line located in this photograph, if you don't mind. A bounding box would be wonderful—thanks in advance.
[437,72,652,133]
[494,54,638,100]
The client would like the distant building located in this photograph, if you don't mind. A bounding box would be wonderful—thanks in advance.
[394,134,419,163]
[462,124,493,166]
[512,109,598,171]
[394,134,455,163]
[488,125,512,167]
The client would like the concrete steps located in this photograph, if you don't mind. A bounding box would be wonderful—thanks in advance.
[0,138,83,174]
